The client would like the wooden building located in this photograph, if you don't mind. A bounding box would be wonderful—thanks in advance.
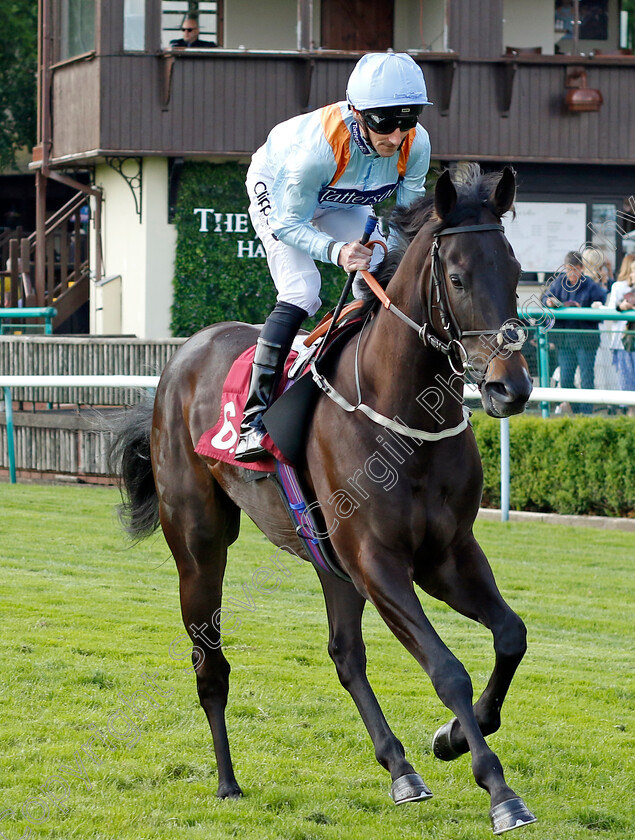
[24,0,635,337]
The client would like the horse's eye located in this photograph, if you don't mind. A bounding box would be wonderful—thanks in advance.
[450,274,463,289]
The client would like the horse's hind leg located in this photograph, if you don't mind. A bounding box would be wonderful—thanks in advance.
[420,535,528,766]
[318,571,432,805]
[157,458,242,799]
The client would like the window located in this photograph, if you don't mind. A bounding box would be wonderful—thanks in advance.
[555,1,609,43]
[161,1,219,48]
[59,0,95,60]
[124,0,146,51]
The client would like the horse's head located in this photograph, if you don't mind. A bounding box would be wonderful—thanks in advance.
[427,167,533,418]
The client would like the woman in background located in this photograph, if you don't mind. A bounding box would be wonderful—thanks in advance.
[608,254,635,413]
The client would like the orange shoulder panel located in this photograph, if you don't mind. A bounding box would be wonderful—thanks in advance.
[320,104,351,187]
[397,131,415,178]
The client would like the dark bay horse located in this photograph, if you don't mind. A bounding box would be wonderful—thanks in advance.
[110,166,535,834]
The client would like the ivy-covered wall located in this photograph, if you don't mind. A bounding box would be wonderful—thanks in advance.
[171,162,348,336]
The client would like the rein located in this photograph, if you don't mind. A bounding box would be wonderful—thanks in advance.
[361,223,526,375]
[310,309,471,442]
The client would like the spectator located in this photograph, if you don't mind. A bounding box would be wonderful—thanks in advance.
[581,245,614,291]
[542,250,607,413]
[169,15,216,48]
[607,254,635,413]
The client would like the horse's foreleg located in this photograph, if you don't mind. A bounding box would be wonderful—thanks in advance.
[158,463,242,800]
[360,553,533,829]
[419,536,528,764]
[318,571,432,805]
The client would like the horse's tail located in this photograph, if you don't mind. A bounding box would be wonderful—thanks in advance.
[107,395,160,541]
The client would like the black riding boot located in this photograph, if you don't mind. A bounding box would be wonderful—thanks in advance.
[234,301,307,463]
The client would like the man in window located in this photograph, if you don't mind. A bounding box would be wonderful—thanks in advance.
[169,14,216,48]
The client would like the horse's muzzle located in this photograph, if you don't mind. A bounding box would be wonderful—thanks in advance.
[481,356,533,418]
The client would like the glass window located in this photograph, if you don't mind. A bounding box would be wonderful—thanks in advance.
[555,1,609,42]
[60,0,95,60]
[161,1,219,49]
[124,0,146,51]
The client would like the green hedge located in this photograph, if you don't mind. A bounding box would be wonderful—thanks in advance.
[471,414,635,518]
[171,161,352,336]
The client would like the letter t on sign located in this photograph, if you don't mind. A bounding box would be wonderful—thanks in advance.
[193,208,214,232]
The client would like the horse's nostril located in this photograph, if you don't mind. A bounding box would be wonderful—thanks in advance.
[485,381,513,403]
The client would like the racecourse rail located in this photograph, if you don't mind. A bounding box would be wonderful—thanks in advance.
[2,374,634,522]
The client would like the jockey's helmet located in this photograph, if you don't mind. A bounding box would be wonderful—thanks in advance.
[346,52,432,112]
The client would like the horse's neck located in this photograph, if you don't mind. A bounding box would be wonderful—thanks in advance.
[359,252,465,435]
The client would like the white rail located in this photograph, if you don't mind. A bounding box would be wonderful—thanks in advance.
[464,384,635,406]
[0,375,160,388]
[2,379,633,524]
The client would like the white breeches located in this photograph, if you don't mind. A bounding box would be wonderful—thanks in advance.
[246,169,386,317]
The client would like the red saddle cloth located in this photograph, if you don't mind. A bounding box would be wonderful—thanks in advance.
[195,345,298,472]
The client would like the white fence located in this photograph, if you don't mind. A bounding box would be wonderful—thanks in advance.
[1,377,634,523]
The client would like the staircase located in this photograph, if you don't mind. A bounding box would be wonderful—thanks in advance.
[0,190,92,333]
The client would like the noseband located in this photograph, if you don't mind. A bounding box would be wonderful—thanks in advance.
[361,222,526,375]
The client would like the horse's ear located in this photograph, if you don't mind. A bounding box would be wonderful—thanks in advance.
[434,170,457,220]
[491,167,516,218]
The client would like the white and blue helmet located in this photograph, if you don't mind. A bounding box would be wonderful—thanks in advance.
[346,52,432,112]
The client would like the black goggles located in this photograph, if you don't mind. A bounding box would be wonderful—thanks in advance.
[362,111,420,134]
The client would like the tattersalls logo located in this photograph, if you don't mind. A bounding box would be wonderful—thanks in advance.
[193,207,265,259]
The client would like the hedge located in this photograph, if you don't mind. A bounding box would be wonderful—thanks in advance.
[471,413,635,518]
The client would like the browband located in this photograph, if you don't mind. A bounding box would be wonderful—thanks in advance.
[437,224,505,236]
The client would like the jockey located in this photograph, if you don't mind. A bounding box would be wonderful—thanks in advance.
[235,52,432,462]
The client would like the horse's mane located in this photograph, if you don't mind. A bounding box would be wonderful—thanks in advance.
[366,165,513,304]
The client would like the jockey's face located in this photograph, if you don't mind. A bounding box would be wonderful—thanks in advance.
[352,108,410,157]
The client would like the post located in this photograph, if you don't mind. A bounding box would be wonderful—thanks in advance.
[572,0,580,55]
[500,417,510,522]
[536,325,551,418]
[8,238,19,307]
[297,0,313,50]
[35,171,47,306]
[3,388,16,484]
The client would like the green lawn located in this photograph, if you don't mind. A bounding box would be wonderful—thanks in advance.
[0,483,633,840]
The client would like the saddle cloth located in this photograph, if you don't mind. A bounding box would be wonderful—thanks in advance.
[195,315,362,471]
[194,344,298,472]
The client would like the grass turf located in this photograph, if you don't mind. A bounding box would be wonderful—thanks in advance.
[0,483,633,839]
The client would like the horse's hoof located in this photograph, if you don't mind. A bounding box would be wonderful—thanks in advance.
[432,718,465,761]
[490,797,537,834]
[216,782,243,800]
[390,773,433,805]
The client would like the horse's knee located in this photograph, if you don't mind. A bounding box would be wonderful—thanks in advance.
[328,636,366,690]
[430,656,473,710]
[195,652,231,705]
[494,610,527,662]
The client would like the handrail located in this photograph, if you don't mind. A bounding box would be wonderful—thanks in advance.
[520,306,635,323]
[0,307,57,335]
[26,191,87,243]
[0,307,58,318]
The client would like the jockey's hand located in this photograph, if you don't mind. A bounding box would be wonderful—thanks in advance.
[338,240,373,274]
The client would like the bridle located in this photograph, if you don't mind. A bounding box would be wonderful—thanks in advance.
[308,220,527,442]
[361,222,526,375]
